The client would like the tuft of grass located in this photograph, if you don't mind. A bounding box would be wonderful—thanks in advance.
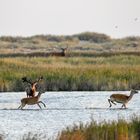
[22,132,47,140]
[57,116,140,140]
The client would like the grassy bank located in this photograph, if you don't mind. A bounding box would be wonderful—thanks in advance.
[57,116,140,140]
[0,55,140,91]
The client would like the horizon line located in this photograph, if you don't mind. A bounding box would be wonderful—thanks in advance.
[0,31,140,39]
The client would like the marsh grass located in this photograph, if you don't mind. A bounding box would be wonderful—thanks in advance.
[0,55,140,91]
[57,116,140,140]
[22,132,47,140]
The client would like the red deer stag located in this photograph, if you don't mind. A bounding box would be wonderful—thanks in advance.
[51,47,68,57]
[22,76,43,98]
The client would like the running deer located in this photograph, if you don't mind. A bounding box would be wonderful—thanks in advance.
[108,89,138,108]
[18,91,46,109]
[22,76,43,97]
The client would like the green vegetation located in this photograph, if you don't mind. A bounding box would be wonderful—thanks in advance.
[0,32,140,56]
[0,55,140,91]
[0,32,140,91]
[73,32,111,43]
[22,132,47,140]
[57,116,140,140]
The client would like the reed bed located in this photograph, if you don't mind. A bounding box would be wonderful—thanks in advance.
[0,55,140,91]
[57,116,140,140]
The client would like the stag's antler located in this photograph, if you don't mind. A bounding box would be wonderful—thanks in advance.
[34,76,43,83]
[21,77,32,85]
[22,76,43,98]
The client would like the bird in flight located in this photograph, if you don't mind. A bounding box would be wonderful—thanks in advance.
[134,18,138,21]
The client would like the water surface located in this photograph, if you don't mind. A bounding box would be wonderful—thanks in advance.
[0,91,139,140]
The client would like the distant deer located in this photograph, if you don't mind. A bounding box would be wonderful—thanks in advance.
[51,47,68,57]
[22,76,43,97]
[108,89,138,108]
[18,91,46,109]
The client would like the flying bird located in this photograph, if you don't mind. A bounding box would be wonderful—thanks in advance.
[134,18,138,21]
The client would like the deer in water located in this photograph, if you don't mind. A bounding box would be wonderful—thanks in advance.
[18,91,46,109]
[22,76,43,98]
[108,89,138,109]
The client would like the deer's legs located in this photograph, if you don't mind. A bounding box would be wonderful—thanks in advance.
[20,103,26,109]
[26,93,29,98]
[121,104,127,109]
[38,101,46,107]
[18,102,26,109]
[108,99,112,107]
[108,98,117,108]
[37,103,42,109]
[18,104,22,109]
[111,101,116,105]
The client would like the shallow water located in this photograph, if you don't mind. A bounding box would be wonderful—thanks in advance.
[0,91,140,140]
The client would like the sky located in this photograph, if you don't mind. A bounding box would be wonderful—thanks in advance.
[0,0,139,38]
